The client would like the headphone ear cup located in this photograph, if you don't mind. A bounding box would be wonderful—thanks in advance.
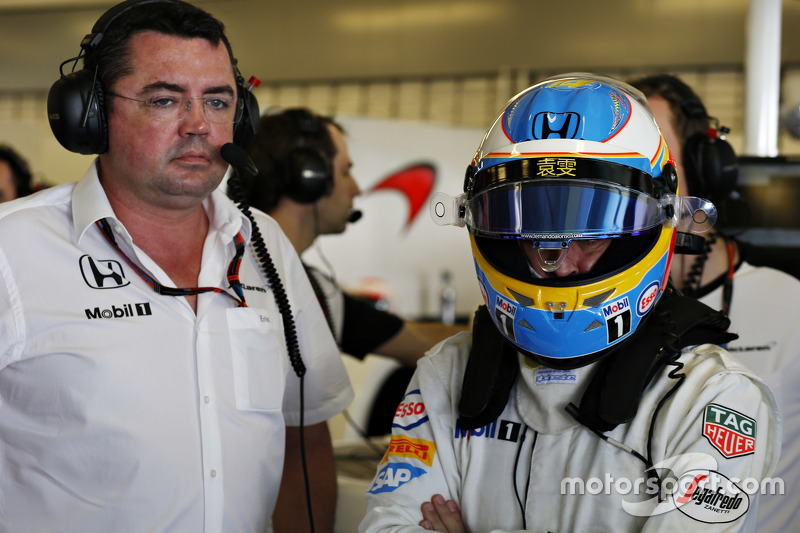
[47,69,108,155]
[233,87,259,149]
[285,146,332,203]
[681,132,707,198]
[684,132,738,203]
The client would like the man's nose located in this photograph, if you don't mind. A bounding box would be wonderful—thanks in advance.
[554,248,596,277]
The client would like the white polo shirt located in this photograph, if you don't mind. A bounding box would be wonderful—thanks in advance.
[0,162,353,533]
[698,262,800,532]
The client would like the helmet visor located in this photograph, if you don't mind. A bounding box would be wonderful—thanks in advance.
[467,179,669,238]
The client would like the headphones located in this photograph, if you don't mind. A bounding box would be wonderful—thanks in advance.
[671,80,739,204]
[46,0,259,155]
[280,108,333,204]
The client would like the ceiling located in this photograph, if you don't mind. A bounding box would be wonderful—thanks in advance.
[2,0,800,93]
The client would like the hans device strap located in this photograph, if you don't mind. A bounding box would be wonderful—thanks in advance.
[458,285,737,433]
[572,283,736,433]
[458,305,518,431]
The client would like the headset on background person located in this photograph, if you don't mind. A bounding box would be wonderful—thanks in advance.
[280,108,335,204]
[46,0,259,155]
[645,74,740,208]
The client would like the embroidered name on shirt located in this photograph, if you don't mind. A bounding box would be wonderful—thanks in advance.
[85,302,153,319]
[241,283,267,293]
[534,367,578,385]
[702,404,756,458]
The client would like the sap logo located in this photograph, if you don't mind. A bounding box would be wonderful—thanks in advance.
[602,297,629,318]
[367,462,426,494]
[85,302,152,320]
[80,255,129,289]
[637,281,660,316]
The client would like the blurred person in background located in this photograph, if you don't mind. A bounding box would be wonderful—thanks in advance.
[242,108,467,436]
[0,144,34,202]
[631,73,800,532]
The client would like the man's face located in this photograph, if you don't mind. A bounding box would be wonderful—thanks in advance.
[521,239,612,278]
[647,94,689,196]
[0,161,17,203]
[100,31,237,211]
[315,124,361,235]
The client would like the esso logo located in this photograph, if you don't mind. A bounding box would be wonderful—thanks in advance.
[637,281,660,316]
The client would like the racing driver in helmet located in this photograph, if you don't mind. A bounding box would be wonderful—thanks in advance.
[359,74,780,533]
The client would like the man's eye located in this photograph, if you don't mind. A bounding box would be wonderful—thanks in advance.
[205,98,230,110]
[578,240,605,251]
[149,96,179,108]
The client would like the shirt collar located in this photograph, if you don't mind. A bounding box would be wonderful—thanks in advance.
[71,160,252,245]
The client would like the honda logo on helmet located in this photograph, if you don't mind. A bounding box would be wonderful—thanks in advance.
[532,112,580,139]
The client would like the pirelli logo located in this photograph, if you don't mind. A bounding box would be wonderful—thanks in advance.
[380,435,436,467]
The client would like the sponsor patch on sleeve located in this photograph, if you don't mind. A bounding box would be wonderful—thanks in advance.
[702,404,756,458]
[392,389,429,431]
[380,435,436,467]
[367,462,427,494]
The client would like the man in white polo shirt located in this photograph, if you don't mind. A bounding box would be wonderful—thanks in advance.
[0,1,352,532]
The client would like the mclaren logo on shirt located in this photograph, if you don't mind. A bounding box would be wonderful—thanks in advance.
[85,302,153,320]
[80,255,130,289]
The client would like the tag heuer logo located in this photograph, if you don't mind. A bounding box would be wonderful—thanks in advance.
[703,404,756,458]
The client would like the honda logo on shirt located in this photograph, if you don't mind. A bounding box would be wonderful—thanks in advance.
[532,112,580,139]
[80,255,130,289]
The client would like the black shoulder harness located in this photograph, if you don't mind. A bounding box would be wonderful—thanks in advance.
[458,285,738,432]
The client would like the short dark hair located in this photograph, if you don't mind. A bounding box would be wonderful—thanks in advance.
[0,144,33,198]
[244,108,343,213]
[628,74,711,144]
[83,0,237,104]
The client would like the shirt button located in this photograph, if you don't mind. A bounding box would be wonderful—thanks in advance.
[211,469,217,478]
[204,395,210,404]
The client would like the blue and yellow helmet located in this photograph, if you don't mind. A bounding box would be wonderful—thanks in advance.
[431,73,716,369]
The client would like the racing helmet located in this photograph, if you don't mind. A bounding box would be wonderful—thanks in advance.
[431,73,716,369]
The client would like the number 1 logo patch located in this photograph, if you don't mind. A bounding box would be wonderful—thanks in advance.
[602,296,631,344]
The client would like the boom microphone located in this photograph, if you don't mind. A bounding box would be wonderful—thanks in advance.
[348,210,363,223]
[221,142,258,176]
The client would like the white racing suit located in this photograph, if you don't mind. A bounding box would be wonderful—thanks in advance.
[359,332,780,532]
